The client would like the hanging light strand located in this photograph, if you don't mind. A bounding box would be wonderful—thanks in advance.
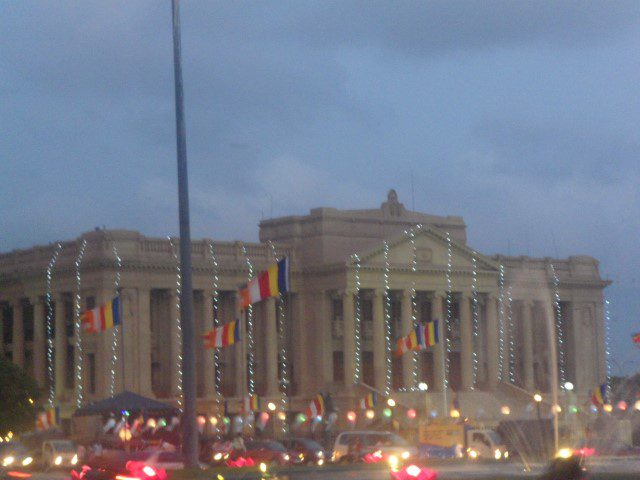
[241,244,256,395]
[383,240,392,395]
[471,251,480,389]
[109,245,122,397]
[45,242,62,407]
[444,231,453,392]
[268,240,289,436]
[352,254,362,384]
[550,263,566,386]
[409,226,420,388]
[207,241,222,413]
[497,264,506,382]
[507,284,515,384]
[74,239,88,408]
[604,298,613,399]
[168,237,184,411]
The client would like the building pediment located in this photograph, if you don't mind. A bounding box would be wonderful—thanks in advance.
[355,226,499,272]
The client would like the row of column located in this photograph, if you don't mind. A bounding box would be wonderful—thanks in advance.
[340,290,503,392]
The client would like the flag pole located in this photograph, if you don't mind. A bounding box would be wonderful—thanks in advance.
[170,0,198,468]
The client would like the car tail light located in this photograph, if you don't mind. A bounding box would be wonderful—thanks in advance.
[142,466,156,477]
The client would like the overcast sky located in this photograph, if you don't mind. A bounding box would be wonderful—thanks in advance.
[2,1,639,374]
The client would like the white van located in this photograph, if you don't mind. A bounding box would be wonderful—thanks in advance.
[332,431,417,463]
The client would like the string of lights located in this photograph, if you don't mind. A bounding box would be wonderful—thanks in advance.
[444,231,453,393]
[352,254,362,384]
[409,226,419,388]
[550,263,566,387]
[507,284,515,384]
[207,241,222,413]
[604,298,613,399]
[74,239,87,408]
[45,242,62,407]
[471,251,479,389]
[497,264,506,382]
[168,237,184,411]
[383,240,392,396]
[268,240,289,435]
[241,244,256,395]
[109,245,122,397]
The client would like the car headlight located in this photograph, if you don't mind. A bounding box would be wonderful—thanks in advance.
[54,455,62,465]
[317,458,324,466]
[388,454,399,470]
[71,454,78,465]
[283,454,290,461]
[556,448,573,459]
[3,456,14,466]
[504,450,509,459]
[468,449,478,459]
[494,449,502,460]
[316,450,324,458]
[401,450,411,460]
[213,452,223,461]
[22,456,33,466]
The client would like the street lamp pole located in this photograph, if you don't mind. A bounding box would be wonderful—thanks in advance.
[171,0,198,468]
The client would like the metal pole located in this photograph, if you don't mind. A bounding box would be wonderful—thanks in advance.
[171,0,198,468]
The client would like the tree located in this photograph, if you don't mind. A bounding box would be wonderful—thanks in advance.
[0,357,40,436]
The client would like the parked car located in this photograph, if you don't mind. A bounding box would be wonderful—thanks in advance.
[282,438,327,465]
[0,442,35,470]
[332,431,417,464]
[243,440,291,466]
[42,440,79,469]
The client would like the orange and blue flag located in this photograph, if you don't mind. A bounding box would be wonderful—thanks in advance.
[81,297,120,333]
[591,384,607,406]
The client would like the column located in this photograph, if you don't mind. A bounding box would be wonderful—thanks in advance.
[522,300,535,391]
[54,295,67,400]
[31,296,46,387]
[431,292,445,391]
[12,299,25,368]
[372,290,387,391]
[234,293,246,397]
[485,295,499,389]
[319,291,333,387]
[459,293,474,390]
[400,290,414,389]
[264,297,279,397]
[169,290,182,398]
[137,288,152,396]
[202,293,216,398]
[342,290,356,386]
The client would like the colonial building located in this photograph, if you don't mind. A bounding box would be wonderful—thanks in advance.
[0,191,608,422]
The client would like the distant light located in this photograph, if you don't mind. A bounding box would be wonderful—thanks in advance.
[406,409,417,420]
[570,406,579,414]
[197,415,206,426]
[634,400,640,411]
[387,398,396,407]
[429,409,438,418]
[500,406,510,416]
[617,401,627,411]
[28,398,34,405]
[418,382,428,391]
[603,404,613,413]
[533,393,543,403]
[556,448,573,459]
[383,408,392,418]
[347,411,357,423]
[209,416,218,426]
[260,412,270,422]
[259,462,267,473]
[552,405,562,414]
[223,416,230,425]
[267,402,276,411]
[564,382,574,391]
[277,411,286,421]
[365,409,375,420]
[450,409,460,418]
[296,413,307,423]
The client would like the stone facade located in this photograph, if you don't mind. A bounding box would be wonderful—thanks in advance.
[0,191,609,420]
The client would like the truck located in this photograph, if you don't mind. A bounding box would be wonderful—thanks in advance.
[418,420,508,460]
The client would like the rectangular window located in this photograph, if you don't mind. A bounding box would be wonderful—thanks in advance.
[65,300,74,338]
[24,302,34,343]
[65,345,75,389]
[333,351,344,383]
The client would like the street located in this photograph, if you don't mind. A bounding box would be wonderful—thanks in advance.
[23,457,640,480]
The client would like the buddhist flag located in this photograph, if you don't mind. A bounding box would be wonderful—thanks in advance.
[359,392,377,409]
[203,320,240,349]
[81,297,120,333]
[240,257,289,309]
[591,384,607,406]
[395,320,439,356]
[632,332,640,348]
[242,394,259,413]
[305,393,326,419]
[36,407,59,431]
